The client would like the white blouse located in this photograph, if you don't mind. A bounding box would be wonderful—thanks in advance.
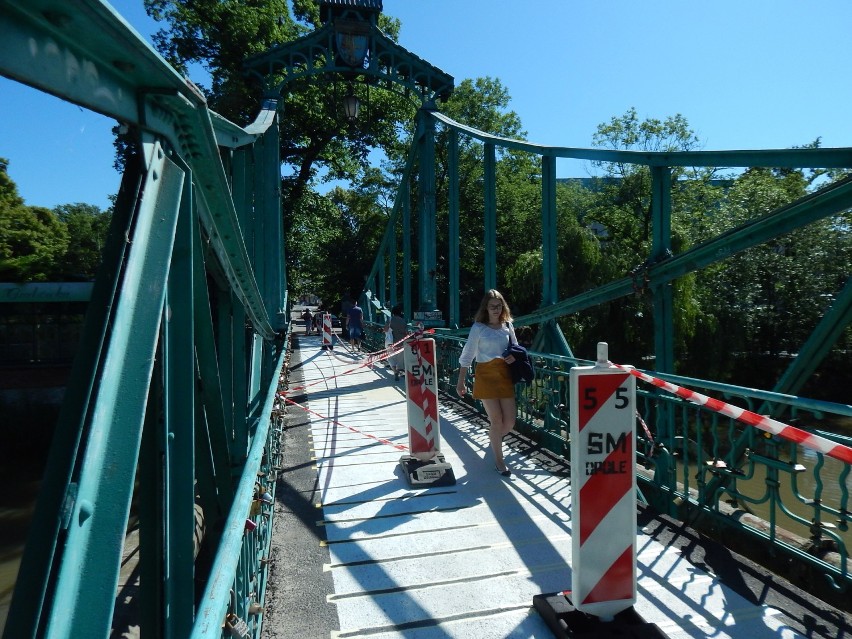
[458,322,517,367]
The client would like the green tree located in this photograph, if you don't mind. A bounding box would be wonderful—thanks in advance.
[144,0,421,303]
[0,205,69,282]
[578,108,717,362]
[0,157,24,211]
[54,203,111,279]
[689,166,851,389]
[425,77,534,320]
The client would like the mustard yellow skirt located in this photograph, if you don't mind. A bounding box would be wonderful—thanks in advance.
[472,358,514,399]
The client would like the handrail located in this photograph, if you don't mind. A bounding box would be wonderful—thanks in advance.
[192,332,290,638]
[423,332,852,596]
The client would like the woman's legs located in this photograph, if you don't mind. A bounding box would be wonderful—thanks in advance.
[481,396,517,470]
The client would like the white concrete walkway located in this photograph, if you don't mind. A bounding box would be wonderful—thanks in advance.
[294,336,804,639]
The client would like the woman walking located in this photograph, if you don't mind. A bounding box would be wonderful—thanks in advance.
[455,289,518,476]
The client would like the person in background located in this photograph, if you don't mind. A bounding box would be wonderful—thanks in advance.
[516,325,534,349]
[313,306,324,334]
[301,307,313,335]
[340,293,354,340]
[455,289,518,477]
[347,299,364,351]
[384,304,407,381]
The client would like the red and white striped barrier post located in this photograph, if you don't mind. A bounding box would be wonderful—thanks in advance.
[321,313,333,350]
[535,343,656,634]
[569,342,637,620]
[399,335,455,486]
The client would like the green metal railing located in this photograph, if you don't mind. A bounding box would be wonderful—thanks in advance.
[359,321,851,592]
[424,334,851,593]
[2,1,289,637]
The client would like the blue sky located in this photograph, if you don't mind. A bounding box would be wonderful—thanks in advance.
[2,0,851,210]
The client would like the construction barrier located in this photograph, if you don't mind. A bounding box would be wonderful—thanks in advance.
[321,313,333,350]
[399,336,455,486]
[535,343,662,638]
[569,343,637,620]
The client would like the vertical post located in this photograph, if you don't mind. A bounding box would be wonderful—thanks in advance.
[541,154,558,306]
[650,166,673,375]
[448,129,460,328]
[402,178,412,322]
[399,337,456,486]
[251,137,265,302]
[484,141,497,292]
[162,179,196,637]
[389,224,398,309]
[417,107,437,311]
[261,110,285,327]
[650,166,675,480]
[378,259,386,309]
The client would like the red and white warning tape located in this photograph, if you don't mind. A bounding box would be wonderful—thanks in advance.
[612,363,852,465]
[282,396,408,451]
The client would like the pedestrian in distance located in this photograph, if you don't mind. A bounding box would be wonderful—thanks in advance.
[516,325,534,349]
[455,289,518,477]
[301,307,313,335]
[340,293,354,340]
[347,299,364,351]
[384,304,407,381]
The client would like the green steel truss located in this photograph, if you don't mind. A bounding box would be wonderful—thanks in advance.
[364,109,852,389]
[244,3,453,105]
[2,0,852,635]
[1,1,287,637]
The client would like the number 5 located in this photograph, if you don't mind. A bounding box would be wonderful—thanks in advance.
[583,387,597,409]
[615,387,629,409]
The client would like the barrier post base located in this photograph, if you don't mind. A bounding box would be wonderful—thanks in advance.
[532,592,667,639]
[399,454,456,487]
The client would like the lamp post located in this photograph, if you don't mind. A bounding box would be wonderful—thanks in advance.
[342,84,360,122]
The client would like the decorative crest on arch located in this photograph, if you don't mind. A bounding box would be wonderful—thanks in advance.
[244,0,453,106]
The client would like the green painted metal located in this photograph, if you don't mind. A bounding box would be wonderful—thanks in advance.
[484,142,497,293]
[3,150,142,637]
[650,166,674,374]
[772,275,852,398]
[244,12,452,106]
[418,108,438,311]
[363,103,851,595]
[45,138,184,638]
[3,0,852,634]
[403,180,412,321]
[0,282,93,303]
[541,155,558,307]
[1,2,291,636]
[432,333,852,592]
[162,171,198,638]
[448,129,461,329]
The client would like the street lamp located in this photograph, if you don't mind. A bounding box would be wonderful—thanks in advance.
[342,84,360,122]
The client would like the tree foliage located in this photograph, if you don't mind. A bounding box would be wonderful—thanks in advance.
[128,8,850,399]
[0,159,110,282]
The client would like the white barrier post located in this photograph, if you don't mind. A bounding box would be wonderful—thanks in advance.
[398,336,455,486]
[569,341,637,619]
[534,343,662,637]
[321,313,333,350]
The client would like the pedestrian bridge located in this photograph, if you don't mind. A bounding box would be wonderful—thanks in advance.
[1,0,851,637]
[259,329,846,639]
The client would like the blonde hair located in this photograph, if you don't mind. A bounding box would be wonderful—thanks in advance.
[473,289,512,325]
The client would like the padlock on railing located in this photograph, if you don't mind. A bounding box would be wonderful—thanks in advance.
[224,613,251,638]
[249,500,262,517]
